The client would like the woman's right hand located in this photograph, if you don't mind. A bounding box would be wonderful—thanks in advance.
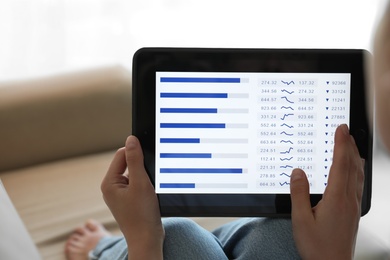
[290,124,364,260]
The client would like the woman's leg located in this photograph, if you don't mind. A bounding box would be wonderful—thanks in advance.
[65,219,128,260]
[163,218,228,260]
[89,236,128,260]
[84,218,300,259]
[212,218,301,260]
[90,218,228,260]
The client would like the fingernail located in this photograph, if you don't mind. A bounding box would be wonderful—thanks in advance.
[340,124,349,136]
[126,135,138,149]
[291,169,304,181]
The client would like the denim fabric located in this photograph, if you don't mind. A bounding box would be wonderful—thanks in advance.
[90,218,300,260]
[212,218,300,259]
[90,236,127,260]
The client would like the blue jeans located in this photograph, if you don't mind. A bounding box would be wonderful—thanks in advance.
[90,218,300,259]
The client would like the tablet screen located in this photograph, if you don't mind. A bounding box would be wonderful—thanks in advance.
[155,72,350,195]
[132,48,372,217]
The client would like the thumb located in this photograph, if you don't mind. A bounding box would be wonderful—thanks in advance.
[125,136,150,185]
[290,169,313,221]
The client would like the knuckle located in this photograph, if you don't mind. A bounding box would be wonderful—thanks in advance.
[349,199,361,217]
[100,180,110,196]
[357,161,365,178]
[291,180,308,198]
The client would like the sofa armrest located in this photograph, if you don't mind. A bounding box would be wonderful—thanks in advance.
[0,65,132,172]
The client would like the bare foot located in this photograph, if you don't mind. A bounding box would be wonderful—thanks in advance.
[65,219,111,260]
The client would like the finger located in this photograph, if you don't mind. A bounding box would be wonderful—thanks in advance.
[347,136,364,199]
[325,124,351,197]
[290,168,313,223]
[357,159,365,201]
[125,135,151,185]
[349,134,361,158]
[101,147,127,194]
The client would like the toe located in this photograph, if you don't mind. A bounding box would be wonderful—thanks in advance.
[74,226,87,235]
[85,219,99,231]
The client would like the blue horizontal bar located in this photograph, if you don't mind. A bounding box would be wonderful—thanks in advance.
[160,153,212,158]
[160,123,225,128]
[160,183,195,188]
[160,93,228,98]
[160,108,217,113]
[160,77,240,83]
[160,138,200,143]
[160,168,242,173]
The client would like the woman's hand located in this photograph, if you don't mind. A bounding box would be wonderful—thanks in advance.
[101,136,164,259]
[290,124,364,260]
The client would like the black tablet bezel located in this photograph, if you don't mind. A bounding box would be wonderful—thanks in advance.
[132,48,372,217]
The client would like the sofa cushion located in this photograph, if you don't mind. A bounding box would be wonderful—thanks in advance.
[0,65,132,172]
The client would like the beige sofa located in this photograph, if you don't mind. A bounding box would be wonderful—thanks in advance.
[0,66,131,259]
[0,66,389,259]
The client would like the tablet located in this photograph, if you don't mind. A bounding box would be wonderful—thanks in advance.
[132,48,372,217]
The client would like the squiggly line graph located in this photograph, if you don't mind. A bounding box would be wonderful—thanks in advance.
[279,181,290,186]
[280,140,293,144]
[281,123,294,128]
[280,157,293,161]
[281,113,294,120]
[281,80,295,85]
[280,172,291,177]
[280,131,293,136]
[280,165,293,169]
[281,89,294,94]
[281,96,294,103]
[281,106,294,110]
[280,147,293,154]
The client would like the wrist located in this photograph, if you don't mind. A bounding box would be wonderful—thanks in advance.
[128,247,163,260]
[126,230,164,260]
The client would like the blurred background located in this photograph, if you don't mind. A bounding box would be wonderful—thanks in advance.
[0,0,386,81]
[1,1,390,259]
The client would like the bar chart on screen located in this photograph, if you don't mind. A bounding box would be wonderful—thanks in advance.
[155,72,350,194]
